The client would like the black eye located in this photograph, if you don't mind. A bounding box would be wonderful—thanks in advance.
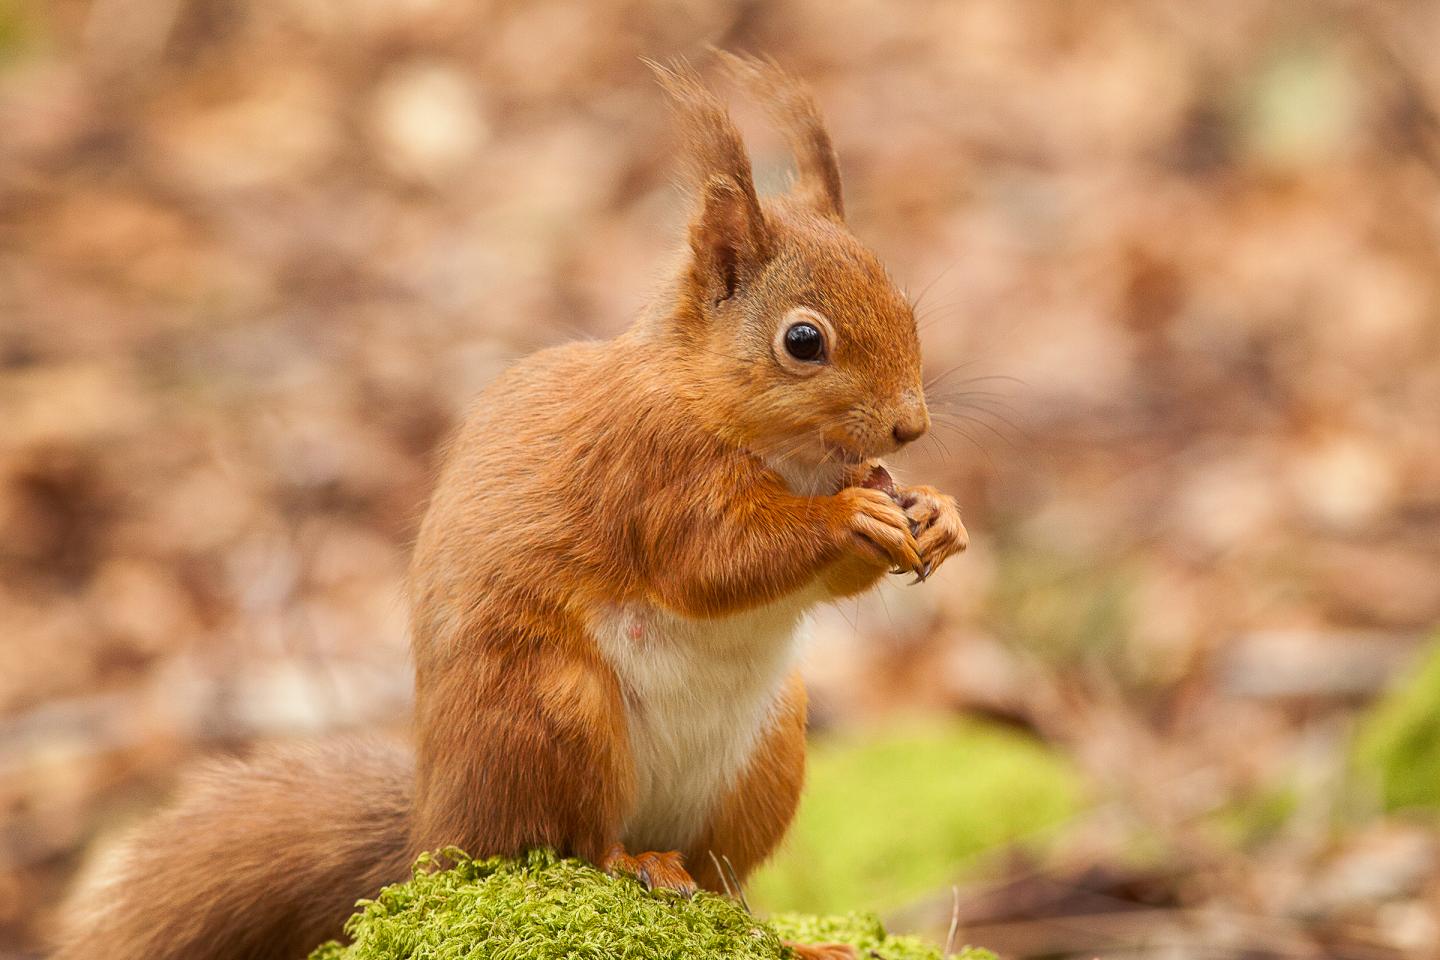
[783,322,826,363]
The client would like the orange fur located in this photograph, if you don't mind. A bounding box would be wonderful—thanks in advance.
[55,740,414,960]
[54,55,967,960]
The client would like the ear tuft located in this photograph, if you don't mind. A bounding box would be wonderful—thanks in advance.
[647,58,772,305]
[645,58,765,212]
[713,50,844,221]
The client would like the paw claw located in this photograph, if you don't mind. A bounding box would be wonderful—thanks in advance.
[892,485,965,582]
[841,487,922,575]
[605,846,697,897]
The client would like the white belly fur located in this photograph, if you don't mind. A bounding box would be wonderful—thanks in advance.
[592,589,821,852]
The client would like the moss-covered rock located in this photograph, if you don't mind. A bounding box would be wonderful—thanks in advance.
[309,849,996,960]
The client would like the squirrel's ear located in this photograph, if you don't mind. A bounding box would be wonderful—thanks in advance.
[648,58,774,304]
[689,174,769,304]
[715,51,844,221]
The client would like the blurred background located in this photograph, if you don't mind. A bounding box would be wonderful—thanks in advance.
[3,0,1440,957]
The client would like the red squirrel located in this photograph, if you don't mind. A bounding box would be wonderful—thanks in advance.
[54,56,967,960]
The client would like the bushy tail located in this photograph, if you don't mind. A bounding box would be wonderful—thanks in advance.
[54,738,415,960]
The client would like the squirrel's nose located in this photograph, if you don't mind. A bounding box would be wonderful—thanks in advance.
[891,410,929,446]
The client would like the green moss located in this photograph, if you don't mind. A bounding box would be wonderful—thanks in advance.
[309,849,992,960]
[1355,636,1440,811]
[750,720,1083,914]
[769,913,996,960]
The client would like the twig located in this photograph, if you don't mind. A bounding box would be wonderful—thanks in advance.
[707,850,736,902]
[721,854,750,914]
[944,885,960,957]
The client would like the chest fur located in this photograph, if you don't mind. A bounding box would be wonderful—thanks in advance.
[592,597,811,852]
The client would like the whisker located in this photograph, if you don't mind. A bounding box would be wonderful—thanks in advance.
[928,372,1029,391]
[873,574,898,626]
[926,385,1019,402]
[928,418,996,468]
[915,298,975,334]
[926,391,1020,410]
[922,359,984,392]
[910,264,956,311]
[932,400,1032,441]
[913,429,955,464]
[945,410,1024,456]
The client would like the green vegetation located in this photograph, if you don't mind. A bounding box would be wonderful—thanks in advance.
[0,0,38,61]
[1355,637,1440,811]
[751,720,1084,914]
[308,849,994,960]
[770,913,995,960]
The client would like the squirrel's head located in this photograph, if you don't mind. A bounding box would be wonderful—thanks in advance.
[655,56,928,491]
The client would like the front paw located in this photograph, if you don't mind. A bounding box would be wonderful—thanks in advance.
[834,487,922,575]
[895,484,967,582]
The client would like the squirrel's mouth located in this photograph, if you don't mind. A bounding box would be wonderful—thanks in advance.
[824,441,868,465]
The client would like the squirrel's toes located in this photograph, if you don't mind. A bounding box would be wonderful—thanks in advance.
[602,844,698,897]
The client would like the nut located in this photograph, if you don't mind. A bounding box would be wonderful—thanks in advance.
[860,463,897,499]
